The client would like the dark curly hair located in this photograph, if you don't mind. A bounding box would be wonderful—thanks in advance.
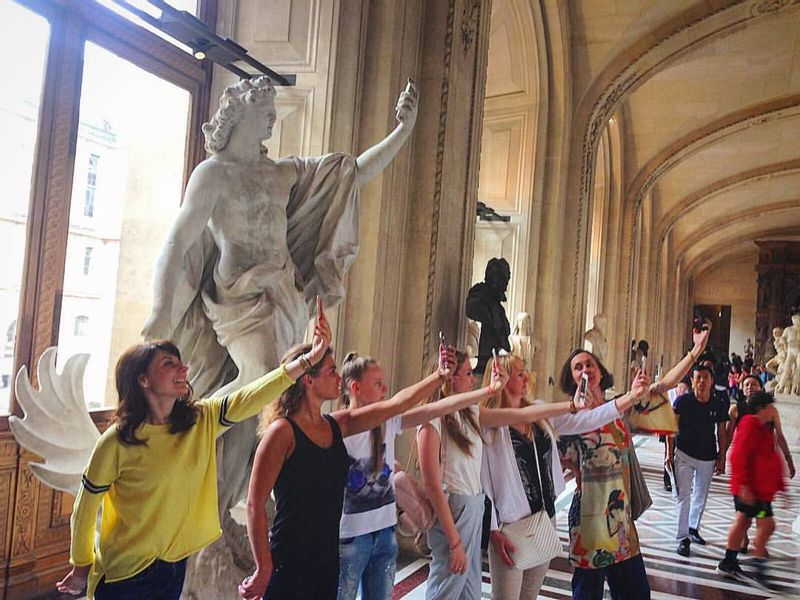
[114,340,200,445]
[558,349,614,396]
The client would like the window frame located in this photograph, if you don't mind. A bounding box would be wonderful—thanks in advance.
[5,0,216,423]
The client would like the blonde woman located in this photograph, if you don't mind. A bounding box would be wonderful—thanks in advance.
[336,350,508,600]
[417,351,587,600]
[480,353,649,600]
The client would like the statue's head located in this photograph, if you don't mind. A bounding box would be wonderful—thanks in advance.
[793,313,800,326]
[594,313,607,330]
[514,312,531,336]
[202,76,277,154]
[773,327,784,338]
[485,258,511,296]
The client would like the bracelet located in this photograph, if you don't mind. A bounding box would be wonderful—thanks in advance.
[298,353,313,373]
[569,400,577,414]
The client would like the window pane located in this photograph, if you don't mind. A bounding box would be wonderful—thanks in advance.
[58,42,189,408]
[0,1,50,415]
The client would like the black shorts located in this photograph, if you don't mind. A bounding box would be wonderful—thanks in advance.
[733,496,773,519]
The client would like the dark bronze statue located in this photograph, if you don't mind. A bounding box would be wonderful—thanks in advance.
[466,258,511,373]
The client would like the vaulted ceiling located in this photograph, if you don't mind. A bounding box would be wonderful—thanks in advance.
[571,0,800,280]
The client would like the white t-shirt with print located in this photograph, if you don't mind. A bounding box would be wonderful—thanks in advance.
[427,405,483,496]
[339,415,403,538]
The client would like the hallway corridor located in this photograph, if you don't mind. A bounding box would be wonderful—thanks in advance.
[393,432,800,599]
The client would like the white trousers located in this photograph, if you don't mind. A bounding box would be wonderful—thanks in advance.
[674,448,715,540]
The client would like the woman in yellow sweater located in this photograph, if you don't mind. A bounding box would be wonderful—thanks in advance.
[56,302,332,600]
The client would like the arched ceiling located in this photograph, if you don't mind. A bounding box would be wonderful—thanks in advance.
[569,0,800,281]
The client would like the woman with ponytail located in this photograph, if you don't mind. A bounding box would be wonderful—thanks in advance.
[337,349,505,600]
[56,300,332,600]
[480,353,650,599]
[240,327,456,600]
[418,351,594,600]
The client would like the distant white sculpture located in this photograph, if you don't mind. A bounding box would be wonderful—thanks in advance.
[776,314,800,396]
[509,312,536,368]
[765,327,786,390]
[8,348,98,495]
[584,313,609,363]
[466,319,480,360]
[743,337,754,358]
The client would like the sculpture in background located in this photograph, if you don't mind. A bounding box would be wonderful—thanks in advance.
[509,312,535,368]
[584,313,609,363]
[776,313,800,396]
[466,319,480,361]
[466,257,511,374]
[765,327,786,393]
[510,311,538,396]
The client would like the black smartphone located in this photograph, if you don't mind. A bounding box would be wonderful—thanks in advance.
[692,307,708,332]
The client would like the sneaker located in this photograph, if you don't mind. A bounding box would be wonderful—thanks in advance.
[689,528,707,545]
[716,558,747,581]
[676,538,691,557]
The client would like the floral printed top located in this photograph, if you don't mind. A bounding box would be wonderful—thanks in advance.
[558,414,640,569]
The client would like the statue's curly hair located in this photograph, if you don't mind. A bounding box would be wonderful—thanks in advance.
[202,76,276,154]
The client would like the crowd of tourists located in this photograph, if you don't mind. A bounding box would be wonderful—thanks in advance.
[52,299,794,600]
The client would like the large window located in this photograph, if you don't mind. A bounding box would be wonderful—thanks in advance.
[1,0,213,415]
[0,1,49,414]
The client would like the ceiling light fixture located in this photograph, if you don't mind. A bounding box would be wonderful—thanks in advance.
[108,0,296,85]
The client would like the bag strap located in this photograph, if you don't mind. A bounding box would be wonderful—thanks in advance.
[531,426,546,499]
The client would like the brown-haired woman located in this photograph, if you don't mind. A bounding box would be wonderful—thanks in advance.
[480,353,649,600]
[239,339,456,600]
[56,303,332,600]
[557,322,710,600]
[418,351,589,600]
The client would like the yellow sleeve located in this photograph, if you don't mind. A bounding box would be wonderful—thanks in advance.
[203,365,293,435]
[70,429,119,566]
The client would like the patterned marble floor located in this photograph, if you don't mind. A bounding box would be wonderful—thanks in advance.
[392,435,800,599]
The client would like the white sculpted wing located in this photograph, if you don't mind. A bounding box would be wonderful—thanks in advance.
[9,347,100,494]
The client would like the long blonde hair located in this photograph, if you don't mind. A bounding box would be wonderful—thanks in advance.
[481,353,557,441]
[428,350,481,456]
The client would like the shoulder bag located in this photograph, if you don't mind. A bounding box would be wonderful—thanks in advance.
[498,430,561,569]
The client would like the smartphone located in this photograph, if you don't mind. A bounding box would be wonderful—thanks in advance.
[405,77,417,94]
[579,372,589,402]
[439,330,446,347]
[692,307,708,332]
[640,354,647,370]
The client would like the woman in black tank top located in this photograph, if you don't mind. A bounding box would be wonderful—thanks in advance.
[239,306,456,600]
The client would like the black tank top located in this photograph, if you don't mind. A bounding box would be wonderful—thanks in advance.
[270,414,349,567]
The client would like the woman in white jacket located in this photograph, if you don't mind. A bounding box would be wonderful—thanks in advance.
[480,353,649,600]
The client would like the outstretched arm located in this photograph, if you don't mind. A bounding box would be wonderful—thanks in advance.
[401,361,507,429]
[355,81,418,186]
[653,320,712,392]
[771,408,795,478]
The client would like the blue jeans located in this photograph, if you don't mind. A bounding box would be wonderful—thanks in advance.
[94,558,186,600]
[571,553,650,600]
[337,525,398,600]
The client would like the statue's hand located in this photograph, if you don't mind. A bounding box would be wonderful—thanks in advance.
[395,79,419,128]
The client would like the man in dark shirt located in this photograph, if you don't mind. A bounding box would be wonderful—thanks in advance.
[667,364,730,556]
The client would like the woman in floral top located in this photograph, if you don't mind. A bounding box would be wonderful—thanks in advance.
[556,323,710,598]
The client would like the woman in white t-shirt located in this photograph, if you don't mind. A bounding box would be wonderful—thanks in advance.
[417,351,586,600]
[336,350,505,600]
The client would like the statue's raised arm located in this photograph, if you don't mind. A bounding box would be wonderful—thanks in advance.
[355,79,419,185]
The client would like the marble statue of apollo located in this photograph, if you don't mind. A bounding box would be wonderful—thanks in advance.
[142,76,419,516]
